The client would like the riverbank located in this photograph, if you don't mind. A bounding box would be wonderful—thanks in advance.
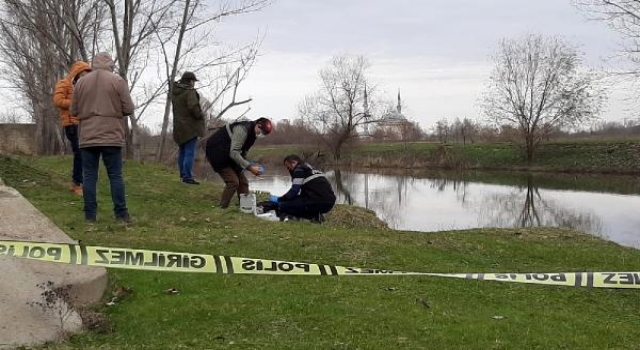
[1,155,640,349]
[252,139,640,174]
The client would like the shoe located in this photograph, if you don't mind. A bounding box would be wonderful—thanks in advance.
[310,213,325,224]
[86,217,97,223]
[70,183,83,195]
[278,213,299,222]
[115,214,134,224]
[182,178,200,185]
[72,184,83,196]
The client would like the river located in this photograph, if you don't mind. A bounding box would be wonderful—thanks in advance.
[205,167,640,248]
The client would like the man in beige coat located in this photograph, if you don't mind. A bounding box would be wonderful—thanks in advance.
[71,52,135,223]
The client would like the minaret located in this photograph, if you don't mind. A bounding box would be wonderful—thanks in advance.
[363,84,369,135]
[397,88,402,114]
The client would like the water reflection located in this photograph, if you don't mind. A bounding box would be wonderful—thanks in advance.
[230,167,640,248]
[476,176,603,235]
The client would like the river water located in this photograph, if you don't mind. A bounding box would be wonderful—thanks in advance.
[217,168,640,249]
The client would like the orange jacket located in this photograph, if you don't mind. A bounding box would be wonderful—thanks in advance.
[52,61,91,127]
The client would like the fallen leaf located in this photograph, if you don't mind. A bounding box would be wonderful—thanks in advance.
[416,298,430,309]
[164,288,180,295]
[113,286,133,298]
[214,335,225,343]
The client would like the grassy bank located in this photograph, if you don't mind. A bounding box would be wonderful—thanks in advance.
[1,155,640,349]
[252,140,640,174]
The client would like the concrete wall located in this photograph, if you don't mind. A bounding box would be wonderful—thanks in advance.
[0,124,36,155]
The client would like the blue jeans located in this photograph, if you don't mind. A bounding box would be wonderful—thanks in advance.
[81,146,128,220]
[64,125,82,185]
[178,137,197,180]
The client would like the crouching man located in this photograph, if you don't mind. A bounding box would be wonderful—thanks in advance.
[270,154,336,223]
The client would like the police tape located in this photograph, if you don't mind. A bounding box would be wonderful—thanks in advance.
[1,239,639,289]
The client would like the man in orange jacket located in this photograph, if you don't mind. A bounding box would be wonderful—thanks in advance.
[53,61,91,196]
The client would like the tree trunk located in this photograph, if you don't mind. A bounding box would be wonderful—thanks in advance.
[125,125,135,158]
[333,148,341,161]
[525,134,535,164]
[128,114,142,160]
[157,0,191,162]
[33,97,64,155]
[156,98,172,161]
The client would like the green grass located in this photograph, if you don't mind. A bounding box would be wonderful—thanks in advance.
[2,155,640,349]
[252,140,640,174]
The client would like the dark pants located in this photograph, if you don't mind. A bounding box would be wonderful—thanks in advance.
[216,166,249,208]
[178,137,197,180]
[278,197,334,220]
[64,125,82,185]
[81,146,128,221]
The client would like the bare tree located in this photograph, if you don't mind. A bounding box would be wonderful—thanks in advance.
[482,34,605,162]
[299,55,382,160]
[0,109,24,123]
[102,0,183,159]
[0,0,105,154]
[450,117,476,145]
[434,118,450,143]
[154,0,268,161]
[575,0,640,76]
[461,118,476,145]
[261,118,318,145]
[0,0,267,159]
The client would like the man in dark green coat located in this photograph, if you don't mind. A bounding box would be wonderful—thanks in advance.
[172,71,205,184]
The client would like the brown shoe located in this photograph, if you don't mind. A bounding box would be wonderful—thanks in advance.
[72,184,83,196]
[115,214,134,224]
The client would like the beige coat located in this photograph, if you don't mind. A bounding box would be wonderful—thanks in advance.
[71,52,135,148]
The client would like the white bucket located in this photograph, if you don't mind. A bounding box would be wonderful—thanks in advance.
[239,193,256,214]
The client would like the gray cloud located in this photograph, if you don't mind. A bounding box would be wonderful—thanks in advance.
[0,0,633,129]
[212,0,631,127]
[218,0,619,62]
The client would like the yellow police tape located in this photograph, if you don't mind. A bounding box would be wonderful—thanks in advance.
[1,239,639,289]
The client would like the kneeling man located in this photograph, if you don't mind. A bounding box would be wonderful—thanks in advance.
[270,154,336,223]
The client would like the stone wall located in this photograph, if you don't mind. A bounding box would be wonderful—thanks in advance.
[0,124,36,155]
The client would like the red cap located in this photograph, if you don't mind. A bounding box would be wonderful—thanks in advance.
[258,118,273,135]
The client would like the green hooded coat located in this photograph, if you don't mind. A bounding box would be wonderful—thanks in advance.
[171,82,205,145]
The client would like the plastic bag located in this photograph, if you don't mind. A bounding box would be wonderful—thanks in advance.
[255,210,280,222]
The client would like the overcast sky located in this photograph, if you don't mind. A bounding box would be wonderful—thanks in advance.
[205,0,636,130]
[1,0,635,130]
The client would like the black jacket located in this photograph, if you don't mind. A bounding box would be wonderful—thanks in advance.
[205,121,257,172]
[280,163,336,204]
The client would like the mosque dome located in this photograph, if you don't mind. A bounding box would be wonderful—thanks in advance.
[380,89,407,125]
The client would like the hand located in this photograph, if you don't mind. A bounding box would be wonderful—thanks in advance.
[247,164,262,176]
[269,195,279,203]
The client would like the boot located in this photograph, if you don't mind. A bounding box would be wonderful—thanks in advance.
[72,184,83,196]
